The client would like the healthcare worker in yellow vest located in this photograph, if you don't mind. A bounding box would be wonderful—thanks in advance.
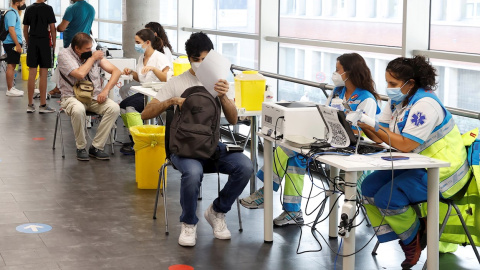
[359,56,470,269]
[240,53,380,226]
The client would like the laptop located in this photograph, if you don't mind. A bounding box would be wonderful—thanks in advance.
[315,105,387,154]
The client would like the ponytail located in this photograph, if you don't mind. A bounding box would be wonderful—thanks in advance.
[386,55,438,106]
[153,36,164,53]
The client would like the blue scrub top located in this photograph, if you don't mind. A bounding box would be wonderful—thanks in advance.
[62,0,95,48]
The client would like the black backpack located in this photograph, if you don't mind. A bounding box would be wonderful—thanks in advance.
[0,10,16,42]
[169,86,221,159]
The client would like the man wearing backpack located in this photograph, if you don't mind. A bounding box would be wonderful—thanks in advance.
[23,0,57,113]
[2,0,26,97]
[142,32,253,247]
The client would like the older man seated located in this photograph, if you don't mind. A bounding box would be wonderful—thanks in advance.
[58,32,121,161]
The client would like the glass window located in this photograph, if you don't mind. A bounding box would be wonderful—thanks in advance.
[278,43,399,103]
[165,29,177,53]
[49,0,61,15]
[430,0,480,54]
[279,0,403,47]
[98,0,122,21]
[194,0,259,34]
[159,0,177,26]
[98,22,122,44]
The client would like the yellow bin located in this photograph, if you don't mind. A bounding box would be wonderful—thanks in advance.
[20,54,39,81]
[130,125,167,189]
[173,55,191,76]
[234,71,266,111]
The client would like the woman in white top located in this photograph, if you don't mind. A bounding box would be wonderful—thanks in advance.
[145,22,174,67]
[120,28,171,154]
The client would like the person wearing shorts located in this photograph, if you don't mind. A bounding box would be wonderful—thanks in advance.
[3,0,25,97]
[23,0,57,113]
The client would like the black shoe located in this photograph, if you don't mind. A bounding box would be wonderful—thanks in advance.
[89,146,110,160]
[120,142,135,155]
[76,149,89,161]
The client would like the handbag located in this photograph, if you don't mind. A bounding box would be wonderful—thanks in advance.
[60,71,94,105]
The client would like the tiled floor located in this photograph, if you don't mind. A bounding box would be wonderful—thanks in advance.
[0,75,478,269]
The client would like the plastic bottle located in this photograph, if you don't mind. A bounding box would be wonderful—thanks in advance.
[330,94,344,111]
[264,85,274,103]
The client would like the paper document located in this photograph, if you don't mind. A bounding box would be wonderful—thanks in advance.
[317,106,350,148]
[195,50,231,97]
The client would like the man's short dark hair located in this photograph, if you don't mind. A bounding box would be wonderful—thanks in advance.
[185,32,214,58]
[71,32,93,50]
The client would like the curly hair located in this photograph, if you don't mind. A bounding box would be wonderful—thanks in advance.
[386,55,437,106]
[337,53,380,100]
[145,22,173,54]
[185,32,213,58]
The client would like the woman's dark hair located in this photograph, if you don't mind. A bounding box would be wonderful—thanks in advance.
[337,53,380,100]
[135,29,162,52]
[145,22,173,54]
[185,32,214,58]
[386,55,437,106]
[71,32,93,50]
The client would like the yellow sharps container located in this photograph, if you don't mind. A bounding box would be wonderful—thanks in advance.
[234,71,266,111]
[173,55,191,76]
[130,125,167,189]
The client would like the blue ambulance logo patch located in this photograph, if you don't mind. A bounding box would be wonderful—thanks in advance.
[411,112,426,126]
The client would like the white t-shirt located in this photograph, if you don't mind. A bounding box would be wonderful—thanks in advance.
[325,89,378,119]
[137,50,171,84]
[163,47,173,68]
[155,70,235,102]
[379,97,445,144]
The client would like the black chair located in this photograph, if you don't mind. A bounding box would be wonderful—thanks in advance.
[53,109,116,158]
[153,106,243,235]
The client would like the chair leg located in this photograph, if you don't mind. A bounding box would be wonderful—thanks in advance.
[236,198,243,232]
[110,127,115,154]
[53,110,60,149]
[371,240,380,255]
[198,185,203,200]
[162,163,169,235]
[452,203,480,264]
[153,164,163,220]
[59,111,65,158]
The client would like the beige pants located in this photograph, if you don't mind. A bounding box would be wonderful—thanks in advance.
[61,97,120,150]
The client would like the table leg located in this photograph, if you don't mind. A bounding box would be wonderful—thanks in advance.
[144,95,153,125]
[427,168,440,270]
[343,171,358,270]
[263,138,273,243]
[249,116,258,194]
[329,166,340,238]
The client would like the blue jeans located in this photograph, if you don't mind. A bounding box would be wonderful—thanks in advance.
[170,142,254,225]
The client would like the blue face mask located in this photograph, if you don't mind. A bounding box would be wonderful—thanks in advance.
[134,43,146,54]
[386,81,410,104]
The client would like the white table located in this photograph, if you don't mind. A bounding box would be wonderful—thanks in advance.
[259,133,450,270]
[130,85,262,193]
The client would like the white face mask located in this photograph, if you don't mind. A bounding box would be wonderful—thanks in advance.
[191,62,201,73]
[332,71,347,87]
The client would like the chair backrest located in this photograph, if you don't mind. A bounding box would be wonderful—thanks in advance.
[164,105,175,159]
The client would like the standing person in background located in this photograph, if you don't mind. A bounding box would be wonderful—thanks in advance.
[145,22,174,65]
[3,0,26,97]
[23,0,57,113]
[49,0,95,98]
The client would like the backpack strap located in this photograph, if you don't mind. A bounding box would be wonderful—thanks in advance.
[59,70,74,87]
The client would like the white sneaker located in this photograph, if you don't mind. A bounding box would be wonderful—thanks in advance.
[10,87,24,94]
[204,204,231,240]
[6,89,23,97]
[34,88,40,94]
[240,187,264,209]
[178,223,197,247]
[273,210,304,226]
